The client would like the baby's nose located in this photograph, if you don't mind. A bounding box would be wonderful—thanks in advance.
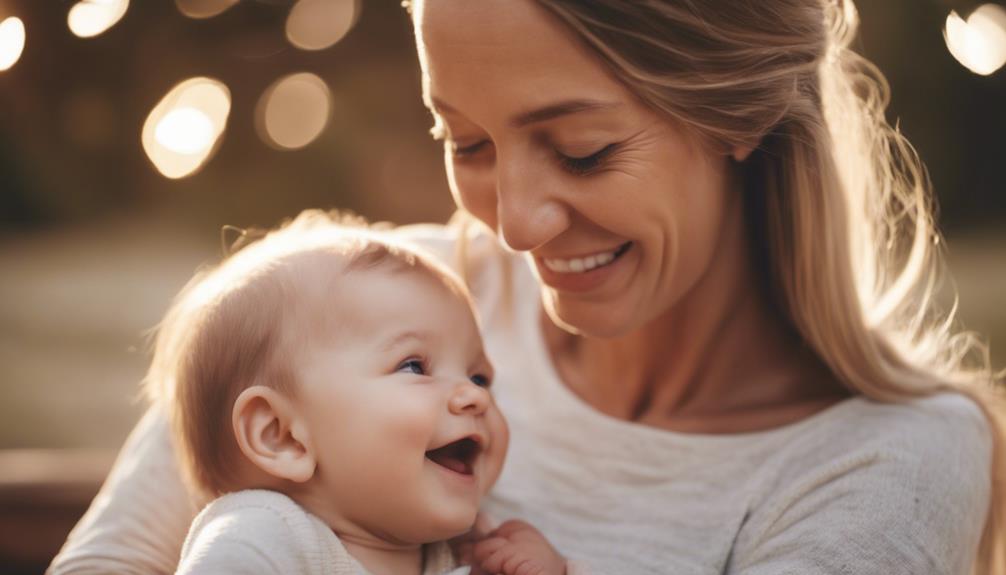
[448,381,491,415]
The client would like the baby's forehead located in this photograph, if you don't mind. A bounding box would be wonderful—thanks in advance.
[278,246,472,334]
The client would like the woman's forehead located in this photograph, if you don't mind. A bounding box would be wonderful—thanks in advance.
[415,0,626,118]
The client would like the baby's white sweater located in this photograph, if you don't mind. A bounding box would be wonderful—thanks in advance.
[176,490,463,575]
[49,225,993,574]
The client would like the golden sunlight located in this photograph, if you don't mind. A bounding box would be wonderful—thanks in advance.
[0,17,25,72]
[285,0,358,51]
[142,77,231,179]
[67,0,129,39]
[944,4,1006,76]
[174,0,239,20]
[256,72,332,150]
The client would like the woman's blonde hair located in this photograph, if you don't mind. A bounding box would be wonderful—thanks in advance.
[525,0,1004,571]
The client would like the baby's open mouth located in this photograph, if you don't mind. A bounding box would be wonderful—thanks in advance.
[425,437,481,476]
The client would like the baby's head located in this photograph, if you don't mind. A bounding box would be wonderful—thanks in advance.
[148,210,508,543]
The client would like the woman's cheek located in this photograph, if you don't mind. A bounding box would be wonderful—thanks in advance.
[451,166,498,230]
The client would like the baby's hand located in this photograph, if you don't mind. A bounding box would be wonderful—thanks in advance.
[471,519,566,575]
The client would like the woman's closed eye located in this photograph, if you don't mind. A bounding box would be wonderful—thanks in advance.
[450,139,490,158]
[557,143,618,175]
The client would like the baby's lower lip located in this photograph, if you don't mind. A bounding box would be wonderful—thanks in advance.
[428,459,478,485]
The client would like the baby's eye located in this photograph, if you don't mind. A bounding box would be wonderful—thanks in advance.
[396,359,426,376]
[469,373,491,388]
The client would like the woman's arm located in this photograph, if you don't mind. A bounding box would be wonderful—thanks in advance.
[47,406,196,575]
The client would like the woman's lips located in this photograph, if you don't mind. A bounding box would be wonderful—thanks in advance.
[535,242,632,293]
[541,242,631,273]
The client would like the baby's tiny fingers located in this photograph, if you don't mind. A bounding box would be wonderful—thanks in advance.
[491,519,538,539]
[472,536,509,563]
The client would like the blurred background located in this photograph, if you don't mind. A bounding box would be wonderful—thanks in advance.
[0,0,1003,572]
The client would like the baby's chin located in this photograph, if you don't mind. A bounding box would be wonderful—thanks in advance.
[406,505,480,543]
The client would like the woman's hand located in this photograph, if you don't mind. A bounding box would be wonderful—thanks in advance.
[471,519,567,575]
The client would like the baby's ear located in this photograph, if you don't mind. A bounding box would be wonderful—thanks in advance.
[232,386,315,483]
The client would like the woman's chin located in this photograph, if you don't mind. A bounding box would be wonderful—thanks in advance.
[542,293,637,340]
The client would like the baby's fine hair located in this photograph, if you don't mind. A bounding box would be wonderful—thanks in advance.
[144,209,469,498]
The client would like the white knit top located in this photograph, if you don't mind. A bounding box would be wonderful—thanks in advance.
[49,224,992,575]
[176,490,463,575]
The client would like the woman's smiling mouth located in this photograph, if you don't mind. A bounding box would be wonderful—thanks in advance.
[542,242,632,274]
[535,242,633,294]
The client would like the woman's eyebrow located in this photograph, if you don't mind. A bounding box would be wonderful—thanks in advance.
[429,96,620,128]
[509,99,620,128]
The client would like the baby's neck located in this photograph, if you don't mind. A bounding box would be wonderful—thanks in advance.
[292,490,426,575]
[339,536,425,575]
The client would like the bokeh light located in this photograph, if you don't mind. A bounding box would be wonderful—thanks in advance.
[285,0,359,51]
[944,4,1006,76]
[256,72,332,150]
[155,108,214,154]
[67,0,129,39]
[174,0,239,20]
[141,77,231,179]
[0,17,26,72]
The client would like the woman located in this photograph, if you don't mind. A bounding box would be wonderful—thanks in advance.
[50,0,1003,573]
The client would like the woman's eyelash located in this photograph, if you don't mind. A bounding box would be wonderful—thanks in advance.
[396,358,427,376]
[450,140,489,157]
[558,143,618,175]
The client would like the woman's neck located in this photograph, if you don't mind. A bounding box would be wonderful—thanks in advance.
[543,197,850,433]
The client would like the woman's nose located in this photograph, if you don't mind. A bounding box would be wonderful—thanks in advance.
[448,381,491,415]
[495,160,569,252]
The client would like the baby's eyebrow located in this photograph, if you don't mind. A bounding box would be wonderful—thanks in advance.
[380,330,435,352]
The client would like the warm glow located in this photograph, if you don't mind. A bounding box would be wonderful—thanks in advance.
[0,17,26,72]
[256,72,332,150]
[68,0,130,39]
[174,0,239,20]
[945,4,1006,76]
[285,0,358,51]
[155,107,215,154]
[142,78,231,179]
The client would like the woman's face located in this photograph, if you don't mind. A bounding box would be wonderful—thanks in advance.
[414,0,743,338]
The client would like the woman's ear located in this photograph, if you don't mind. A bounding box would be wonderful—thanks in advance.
[232,386,315,483]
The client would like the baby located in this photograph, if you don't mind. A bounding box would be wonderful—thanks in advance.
[146,211,569,575]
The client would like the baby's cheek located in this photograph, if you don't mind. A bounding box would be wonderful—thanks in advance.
[376,394,441,448]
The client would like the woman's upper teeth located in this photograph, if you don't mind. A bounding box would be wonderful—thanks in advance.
[544,248,618,273]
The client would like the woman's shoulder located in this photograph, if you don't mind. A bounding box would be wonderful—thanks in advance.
[734,392,992,573]
[391,219,532,319]
[391,218,508,268]
[767,391,992,488]
[820,391,991,461]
